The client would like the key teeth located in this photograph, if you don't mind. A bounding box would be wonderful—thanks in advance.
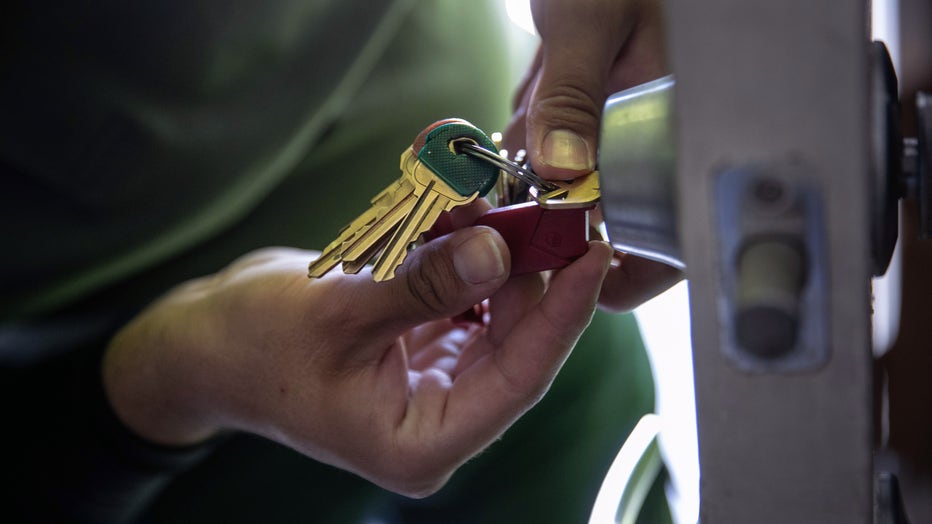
[372,269,395,282]
[308,251,340,278]
[372,247,406,281]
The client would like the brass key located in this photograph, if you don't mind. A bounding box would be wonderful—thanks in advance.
[370,119,500,280]
[307,177,414,278]
[308,119,500,281]
[534,171,601,209]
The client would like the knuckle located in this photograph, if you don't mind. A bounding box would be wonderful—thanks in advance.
[530,81,602,129]
[492,351,545,405]
[403,249,460,316]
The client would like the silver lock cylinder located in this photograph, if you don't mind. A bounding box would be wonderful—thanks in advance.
[598,75,682,269]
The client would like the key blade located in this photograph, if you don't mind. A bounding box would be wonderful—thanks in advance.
[308,243,344,278]
[342,231,393,275]
[338,152,424,270]
[309,218,379,278]
[370,157,482,281]
[340,190,415,262]
[308,196,398,277]
[308,149,427,279]
[371,181,450,282]
[536,171,601,209]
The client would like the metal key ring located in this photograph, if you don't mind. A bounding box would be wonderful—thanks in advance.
[458,142,559,193]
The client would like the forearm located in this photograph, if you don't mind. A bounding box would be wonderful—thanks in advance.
[103,278,225,448]
[4,323,219,524]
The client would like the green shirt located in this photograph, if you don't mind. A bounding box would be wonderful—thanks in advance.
[0,2,663,522]
[1,0,513,322]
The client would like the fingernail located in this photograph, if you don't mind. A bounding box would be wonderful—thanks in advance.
[541,129,594,171]
[454,231,505,284]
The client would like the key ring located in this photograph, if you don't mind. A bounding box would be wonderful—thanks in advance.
[457,142,559,194]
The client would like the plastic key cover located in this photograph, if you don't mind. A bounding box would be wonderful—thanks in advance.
[416,122,499,198]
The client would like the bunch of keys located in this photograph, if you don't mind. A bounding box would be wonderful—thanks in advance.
[447,138,601,275]
[307,118,601,281]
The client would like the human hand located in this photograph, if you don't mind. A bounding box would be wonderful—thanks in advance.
[103,209,613,497]
[507,0,667,178]
[504,0,680,311]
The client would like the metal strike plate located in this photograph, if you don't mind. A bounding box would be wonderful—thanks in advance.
[716,164,829,372]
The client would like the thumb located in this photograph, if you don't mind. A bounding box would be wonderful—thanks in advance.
[365,226,510,335]
[527,0,635,179]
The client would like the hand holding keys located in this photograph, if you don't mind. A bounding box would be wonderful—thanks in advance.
[308,119,499,281]
[309,118,602,282]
